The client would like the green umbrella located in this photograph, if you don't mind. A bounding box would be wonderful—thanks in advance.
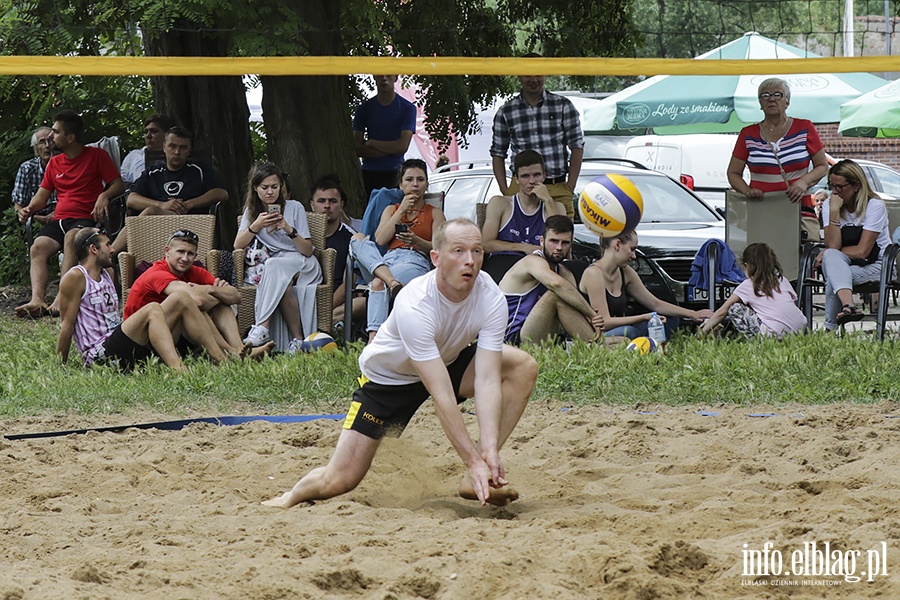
[839,79,900,138]
[584,32,887,134]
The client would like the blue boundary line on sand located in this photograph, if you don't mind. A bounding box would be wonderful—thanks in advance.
[3,414,346,441]
[8,410,900,441]
[563,408,899,420]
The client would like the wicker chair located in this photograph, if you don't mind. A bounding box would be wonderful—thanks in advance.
[232,211,336,343]
[118,214,221,307]
[475,202,488,230]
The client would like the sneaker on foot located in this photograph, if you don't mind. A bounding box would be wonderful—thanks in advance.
[288,338,304,355]
[243,324,271,347]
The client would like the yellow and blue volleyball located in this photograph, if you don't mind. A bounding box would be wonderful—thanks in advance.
[626,336,657,355]
[299,332,338,353]
[578,174,644,237]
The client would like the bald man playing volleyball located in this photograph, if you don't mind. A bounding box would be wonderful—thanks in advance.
[263,218,538,508]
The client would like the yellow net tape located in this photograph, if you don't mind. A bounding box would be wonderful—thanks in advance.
[1,55,899,77]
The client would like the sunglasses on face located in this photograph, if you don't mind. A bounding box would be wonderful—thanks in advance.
[759,92,785,100]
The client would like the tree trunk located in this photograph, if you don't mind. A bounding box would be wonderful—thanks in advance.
[260,0,365,217]
[144,28,253,250]
[261,76,365,215]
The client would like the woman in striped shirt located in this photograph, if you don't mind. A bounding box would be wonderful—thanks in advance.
[727,78,829,239]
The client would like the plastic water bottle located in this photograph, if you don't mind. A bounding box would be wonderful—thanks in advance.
[647,312,666,353]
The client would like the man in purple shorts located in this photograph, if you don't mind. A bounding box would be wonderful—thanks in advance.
[263,218,538,509]
[56,227,228,370]
[499,215,602,344]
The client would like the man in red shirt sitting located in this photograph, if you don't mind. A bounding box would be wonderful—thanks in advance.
[124,229,273,359]
[16,110,124,318]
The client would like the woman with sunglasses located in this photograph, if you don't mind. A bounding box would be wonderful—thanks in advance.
[815,159,891,329]
[235,163,322,353]
[727,78,829,241]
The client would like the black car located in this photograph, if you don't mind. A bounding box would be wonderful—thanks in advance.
[430,158,725,308]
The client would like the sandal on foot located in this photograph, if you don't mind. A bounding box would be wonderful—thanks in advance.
[836,304,864,326]
[388,282,403,311]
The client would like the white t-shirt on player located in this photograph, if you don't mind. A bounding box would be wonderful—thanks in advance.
[359,270,508,385]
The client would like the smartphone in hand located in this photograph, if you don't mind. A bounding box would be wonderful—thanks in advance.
[266,204,282,232]
[395,223,409,234]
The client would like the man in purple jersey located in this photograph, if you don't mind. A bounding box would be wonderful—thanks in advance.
[499,215,602,344]
[482,150,565,282]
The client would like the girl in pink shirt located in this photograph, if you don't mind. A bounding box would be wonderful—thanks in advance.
[701,243,807,338]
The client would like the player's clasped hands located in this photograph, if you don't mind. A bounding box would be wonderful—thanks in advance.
[164,197,189,215]
[591,311,604,341]
[469,454,507,506]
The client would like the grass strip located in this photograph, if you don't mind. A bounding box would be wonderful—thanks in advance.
[1,314,897,417]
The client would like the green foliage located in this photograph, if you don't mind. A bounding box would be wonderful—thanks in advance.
[0,0,153,281]
[0,207,31,286]
[3,314,900,418]
[249,121,267,161]
[502,0,639,57]
[630,0,848,59]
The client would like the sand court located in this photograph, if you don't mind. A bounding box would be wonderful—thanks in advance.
[2,401,900,598]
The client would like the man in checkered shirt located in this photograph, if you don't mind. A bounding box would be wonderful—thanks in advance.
[490,54,584,219]
[11,126,57,224]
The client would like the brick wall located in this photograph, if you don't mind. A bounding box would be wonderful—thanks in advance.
[817,123,900,170]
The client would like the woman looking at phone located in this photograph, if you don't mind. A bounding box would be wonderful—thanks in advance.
[366,159,445,339]
[235,162,322,353]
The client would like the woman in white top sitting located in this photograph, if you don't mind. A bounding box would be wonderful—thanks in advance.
[235,162,322,353]
[816,159,891,330]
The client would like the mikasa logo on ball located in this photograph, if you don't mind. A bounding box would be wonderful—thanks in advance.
[579,196,611,228]
[578,174,644,238]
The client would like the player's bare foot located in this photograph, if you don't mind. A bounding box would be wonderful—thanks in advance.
[15,302,49,318]
[261,492,314,509]
[459,474,519,506]
[248,341,275,361]
[261,494,290,508]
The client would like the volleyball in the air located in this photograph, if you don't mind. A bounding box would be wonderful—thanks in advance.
[299,332,338,353]
[578,174,644,237]
[626,336,657,355]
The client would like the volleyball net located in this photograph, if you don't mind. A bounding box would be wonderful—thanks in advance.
[0,55,898,77]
